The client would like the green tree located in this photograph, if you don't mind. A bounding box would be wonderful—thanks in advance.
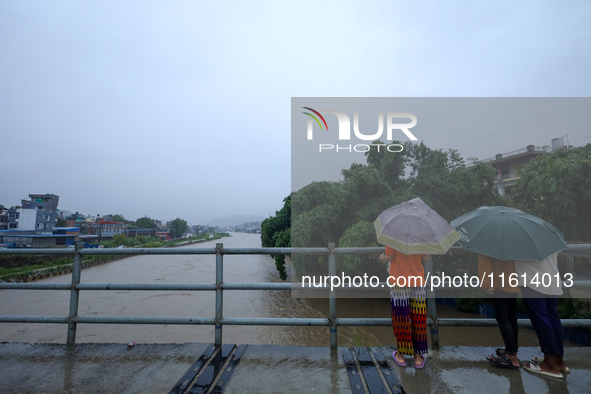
[169,218,188,238]
[278,141,506,278]
[407,143,503,221]
[261,195,291,280]
[510,144,591,241]
[364,140,409,189]
[57,218,67,227]
[113,214,127,223]
[111,234,128,246]
[336,220,384,276]
[135,217,157,229]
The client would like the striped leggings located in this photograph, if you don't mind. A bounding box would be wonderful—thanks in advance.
[390,286,428,356]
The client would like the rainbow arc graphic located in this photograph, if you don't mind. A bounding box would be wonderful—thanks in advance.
[302,107,329,131]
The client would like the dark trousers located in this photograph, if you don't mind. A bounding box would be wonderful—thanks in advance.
[521,286,564,356]
[491,290,518,354]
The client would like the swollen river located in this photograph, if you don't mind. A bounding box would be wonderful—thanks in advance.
[0,232,548,348]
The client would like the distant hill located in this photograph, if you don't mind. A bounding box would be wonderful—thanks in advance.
[206,214,267,228]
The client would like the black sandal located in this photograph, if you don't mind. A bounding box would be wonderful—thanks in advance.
[487,355,518,369]
[495,347,505,357]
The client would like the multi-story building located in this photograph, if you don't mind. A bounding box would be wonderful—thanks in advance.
[66,212,88,230]
[0,205,7,230]
[88,220,127,239]
[23,194,59,211]
[127,228,157,238]
[471,138,569,196]
[6,194,59,233]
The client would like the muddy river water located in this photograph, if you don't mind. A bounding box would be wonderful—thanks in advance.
[0,232,562,348]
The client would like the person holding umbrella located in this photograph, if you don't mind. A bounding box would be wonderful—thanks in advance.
[451,206,567,372]
[375,198,461,368]
[515,252,569,379]
[477,253,520,369]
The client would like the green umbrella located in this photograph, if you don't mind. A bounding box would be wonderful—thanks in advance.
[450,206,567,261]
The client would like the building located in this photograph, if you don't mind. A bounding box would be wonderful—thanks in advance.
[0,227,78,247]
[471,138,569,196]
[52,227,80,245]
[66,212,88,231]
[58,210,72,219]
[156,230,171,240]
[6,194,60,233]
[0,205,7,230]
[127,228,157,238]
[24,194,59,211]
[88,220,128,239]
[78,234,99,245]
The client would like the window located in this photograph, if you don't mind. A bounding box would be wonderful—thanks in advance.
[9,223,18,228]
[38,223,43,229]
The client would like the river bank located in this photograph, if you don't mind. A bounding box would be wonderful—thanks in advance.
[0,235,228,283]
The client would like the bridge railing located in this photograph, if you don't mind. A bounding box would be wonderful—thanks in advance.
[1,243,590,348]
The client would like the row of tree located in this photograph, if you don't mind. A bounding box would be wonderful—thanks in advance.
[69,215,189,239]
[111,215,187,237]
[262,141,591,280]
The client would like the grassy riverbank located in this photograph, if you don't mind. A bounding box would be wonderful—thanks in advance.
[0,233,230,282]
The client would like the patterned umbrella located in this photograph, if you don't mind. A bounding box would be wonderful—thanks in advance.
[374,197,461,254]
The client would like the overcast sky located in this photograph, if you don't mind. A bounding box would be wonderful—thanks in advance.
[1,1,590,224]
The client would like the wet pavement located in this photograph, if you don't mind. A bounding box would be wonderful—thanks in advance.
[1,342,590,393]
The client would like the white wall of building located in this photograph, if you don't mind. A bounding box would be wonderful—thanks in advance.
[16,209,37,231]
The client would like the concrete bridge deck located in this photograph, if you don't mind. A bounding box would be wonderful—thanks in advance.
[1,342,590,393]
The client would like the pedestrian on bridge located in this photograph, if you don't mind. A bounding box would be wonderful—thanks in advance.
[374,197,461,369]
[516,253,569,379]
[451,206,567,372]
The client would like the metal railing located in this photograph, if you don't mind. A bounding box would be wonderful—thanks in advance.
[1,242,591,349]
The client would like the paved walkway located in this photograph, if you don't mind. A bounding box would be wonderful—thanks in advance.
[0,342,590,393]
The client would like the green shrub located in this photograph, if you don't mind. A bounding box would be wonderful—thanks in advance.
[455,298,486,313]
